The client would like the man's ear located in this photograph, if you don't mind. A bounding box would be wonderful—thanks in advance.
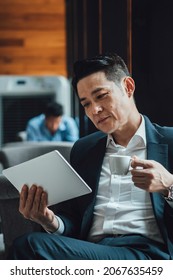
[123,77,135,97]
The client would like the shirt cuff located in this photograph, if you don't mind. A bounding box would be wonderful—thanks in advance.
[53,216,65,235]
[44,215,65,235]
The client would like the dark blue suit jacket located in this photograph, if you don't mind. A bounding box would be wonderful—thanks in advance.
[57,115,173,259]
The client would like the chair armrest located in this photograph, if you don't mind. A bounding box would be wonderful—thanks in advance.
[0,175,19,200]
[0,175,41,258]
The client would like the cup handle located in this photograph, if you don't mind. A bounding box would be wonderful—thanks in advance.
[128,158,133,172]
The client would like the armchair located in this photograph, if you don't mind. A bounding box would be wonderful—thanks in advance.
[0,141,73,259]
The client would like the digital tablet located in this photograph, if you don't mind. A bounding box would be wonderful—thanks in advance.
[2,150,92,206]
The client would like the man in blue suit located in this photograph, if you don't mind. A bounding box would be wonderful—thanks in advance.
[9,53,173,259]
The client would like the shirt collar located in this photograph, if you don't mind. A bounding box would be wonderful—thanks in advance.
[106,115,146,148]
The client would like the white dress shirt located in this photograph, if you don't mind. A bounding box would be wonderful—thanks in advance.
[87,116,164,243]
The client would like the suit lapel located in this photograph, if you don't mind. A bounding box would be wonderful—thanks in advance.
[80,135,107,238]
[144,115,168,167]
[79,135,107,192]
[147,143,168,168]
[144,116,168,238]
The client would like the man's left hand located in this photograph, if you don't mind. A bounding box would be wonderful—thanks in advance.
[131,156,173,195]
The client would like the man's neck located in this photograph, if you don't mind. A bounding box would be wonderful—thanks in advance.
[111,113,142,147]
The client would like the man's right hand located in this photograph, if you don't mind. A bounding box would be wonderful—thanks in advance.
[19,184,59,232]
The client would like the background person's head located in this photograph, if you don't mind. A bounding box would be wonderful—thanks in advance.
[44,102,64,135]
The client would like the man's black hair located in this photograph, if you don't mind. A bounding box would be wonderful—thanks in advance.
[72,52,130,93]
[44,102,63,118]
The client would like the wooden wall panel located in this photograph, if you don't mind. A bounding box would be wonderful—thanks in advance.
[0,0,67,76]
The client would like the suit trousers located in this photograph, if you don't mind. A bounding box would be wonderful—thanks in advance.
[8,232,170,260]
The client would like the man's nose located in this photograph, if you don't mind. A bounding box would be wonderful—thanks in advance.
[91,103,102,114]
[53,123,59,130]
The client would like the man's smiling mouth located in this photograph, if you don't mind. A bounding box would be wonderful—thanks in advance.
[97,116,110,124]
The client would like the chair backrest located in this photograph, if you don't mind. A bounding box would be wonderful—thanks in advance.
[0,141,73,170]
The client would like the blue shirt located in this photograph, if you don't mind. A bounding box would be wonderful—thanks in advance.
[26,114,79,142]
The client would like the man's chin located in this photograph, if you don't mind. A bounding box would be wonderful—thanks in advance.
[96,126,114,135]
[50,131,56,135]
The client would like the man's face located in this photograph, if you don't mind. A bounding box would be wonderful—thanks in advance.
[77,71,135,135]
[45,116,62,135]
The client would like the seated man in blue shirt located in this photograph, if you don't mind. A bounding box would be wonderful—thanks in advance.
[26,102,79,142]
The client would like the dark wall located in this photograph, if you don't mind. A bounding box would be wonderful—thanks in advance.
[132,0,173,126]
[66,0,130,136]
[66,0,130,73]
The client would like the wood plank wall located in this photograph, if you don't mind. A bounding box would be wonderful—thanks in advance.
[0,0,67,76]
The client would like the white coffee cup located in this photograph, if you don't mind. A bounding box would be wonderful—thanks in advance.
[109,154,132,175]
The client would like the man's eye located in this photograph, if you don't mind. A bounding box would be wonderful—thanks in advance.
[97,93,108,99]
[82,103,90,108]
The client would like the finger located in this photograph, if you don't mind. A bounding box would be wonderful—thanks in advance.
[131,172,146,185]
[32,186,44,212]
[24,184,37,211]
[131,168,146,177]
[133,182,146,189]
[131,158,154,169]
[39,191,48,213]
[19,184,29,210]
